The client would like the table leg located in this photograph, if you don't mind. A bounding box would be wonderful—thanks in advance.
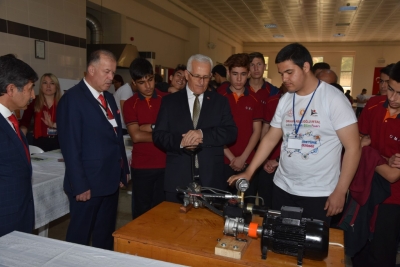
[38,224,49,237]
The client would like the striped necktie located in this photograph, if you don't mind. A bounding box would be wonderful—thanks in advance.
[192,94,200,168]
[193,94,200,128]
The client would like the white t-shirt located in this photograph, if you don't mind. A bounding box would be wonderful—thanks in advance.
[113,83,134,129]
[270,81,357,197]
[356,94,368,108]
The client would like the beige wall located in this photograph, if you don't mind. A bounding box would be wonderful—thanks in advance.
[0,0,86,93]
[244,42,400,96]
[125,18,186,68]
[88,0,243,68]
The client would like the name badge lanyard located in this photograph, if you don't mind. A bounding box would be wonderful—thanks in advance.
[292,80,320,136]
[98,96,113,119]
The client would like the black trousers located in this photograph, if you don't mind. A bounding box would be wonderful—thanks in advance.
[352,204,400,267]
[33,136,60,152]
[66,189,119,250]
[245,167,275,208]
[165,191,184,203]
[356,107,364,118]
[131,168,165,219]
[272,183,331,226]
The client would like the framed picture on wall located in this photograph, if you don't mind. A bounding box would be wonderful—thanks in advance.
[35,40,45,59]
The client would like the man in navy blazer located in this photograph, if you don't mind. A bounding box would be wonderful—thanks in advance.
[57,50,129,250]
[0,54,38,237]
[153,54,237,202]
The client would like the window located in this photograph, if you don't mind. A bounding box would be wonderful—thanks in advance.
[312,57,324,65]
[263,56,269,79]
[340,57,354,92]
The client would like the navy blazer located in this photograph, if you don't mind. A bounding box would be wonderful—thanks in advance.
[0,114,34,236]
[57,80,129,197]
[153,89,237,192]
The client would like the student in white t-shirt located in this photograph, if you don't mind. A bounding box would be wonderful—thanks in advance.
[356,88,368,118]
[113,81,135,135]
[228,43,361,225]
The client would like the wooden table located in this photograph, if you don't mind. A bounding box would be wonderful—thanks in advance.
[113,202,345,267]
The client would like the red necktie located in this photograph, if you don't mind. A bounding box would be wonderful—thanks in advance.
[8,114,30,162]
[98,94,114,119]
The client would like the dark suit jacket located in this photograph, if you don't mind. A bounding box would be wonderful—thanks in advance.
[0,114,34,237]
[153,89,237,192]
[57,80,129,197]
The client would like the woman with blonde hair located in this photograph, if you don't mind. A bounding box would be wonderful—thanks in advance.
[20,73,62,151]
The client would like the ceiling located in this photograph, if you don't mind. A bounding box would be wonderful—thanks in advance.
[177,0,400,43]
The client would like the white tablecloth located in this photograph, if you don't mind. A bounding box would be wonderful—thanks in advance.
[31,148,132,229]
[31,149,69,229]
[0,231,185,267]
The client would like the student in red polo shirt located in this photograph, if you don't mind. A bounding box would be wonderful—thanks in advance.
[253,84,288,208]
[246,52,280,117]
[123,58,167,219]
[218,53,263,191]
[245,52,280,199]
[353,61,400,267]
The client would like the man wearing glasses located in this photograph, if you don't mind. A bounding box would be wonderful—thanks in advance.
[354,61,400,266]
[377,63,395,96]
[153,54,237,203]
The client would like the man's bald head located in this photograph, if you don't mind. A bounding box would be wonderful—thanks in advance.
[316,69,338,84]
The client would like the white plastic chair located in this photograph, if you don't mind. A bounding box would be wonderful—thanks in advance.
[29,145,44,155]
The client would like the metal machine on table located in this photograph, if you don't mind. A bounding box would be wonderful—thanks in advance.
[176,147,329,266]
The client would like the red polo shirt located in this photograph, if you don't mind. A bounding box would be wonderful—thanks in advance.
[216,81,230,92]
[264,93,282,161]
[358,95,400,204]
[245,80,280,120]
[218,86,263,164]
[123,89,167,169]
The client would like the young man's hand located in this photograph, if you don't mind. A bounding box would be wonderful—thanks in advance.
[389,153,400,169]
[230,156,246,171]
[264,159,279,173]
[324,189,346,216]
[360,135,371,147]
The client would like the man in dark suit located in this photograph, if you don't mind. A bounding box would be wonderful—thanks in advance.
[57,50,129,250]
[153,54,237,202]
[0,54,38,237]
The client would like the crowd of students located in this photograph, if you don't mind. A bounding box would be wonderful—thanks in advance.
[123,44,400,267]
[1,42,400,266]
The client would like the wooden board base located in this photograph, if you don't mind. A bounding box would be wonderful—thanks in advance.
[215,236,249,260]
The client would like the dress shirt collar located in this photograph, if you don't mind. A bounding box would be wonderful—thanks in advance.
[83,78,104,99]
[186,85,204,103]
[186,85,204,119]
[0,103,13,119]
[0,103,16,130]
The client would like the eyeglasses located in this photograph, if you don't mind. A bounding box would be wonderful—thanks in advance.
[187,71,212,82]
[378,79,390,85]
